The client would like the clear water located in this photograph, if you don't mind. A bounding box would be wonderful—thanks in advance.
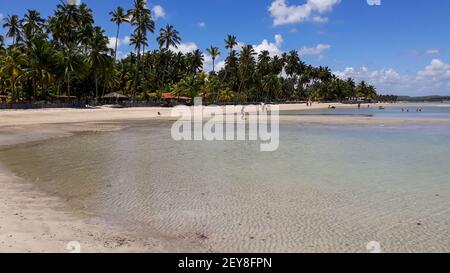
[281,105,450,118]
[1,122,450,252]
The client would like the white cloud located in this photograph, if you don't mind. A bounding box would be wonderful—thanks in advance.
[268,0,341,26]
[123,35,131,45]
[417,59,450,81]
[108,36,132,50]
[367,0,381,6]
[68,0,81,5]
[116,51,129,60]
[411,48,442,56]
[108,37,120,49]
[335,67,402,85]
[215,60,225,71]
[334,59,450,96]
[170,42,198,54]
[299,44,331,58]
[198,22,206,28]
[152,5,165,20]
[425,48,441,55]
[203,54,224,72]
[251,34,284,57]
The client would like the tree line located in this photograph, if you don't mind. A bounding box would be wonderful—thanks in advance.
[0,0,397,105]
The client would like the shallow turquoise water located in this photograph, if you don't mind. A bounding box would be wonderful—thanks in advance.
[1,122,449,252]
[281,105,450,118]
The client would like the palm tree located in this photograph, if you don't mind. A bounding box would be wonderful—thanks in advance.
[3,15,22,46]
[206,46,220,73]
[262,74,281,101]
[24,38,62,99]
[0,47,27,101]
[129,0,154,55]
[86,27,113,99]
[173,74,205,102]
[48,2,79,47]
[237,45,256,102]
[257,50,271,76]
[129,0,154,98]
[78,4,95,53]
[225,35,238,54]
[187,49,204,75]
[157,24,181,50]
[285,50,300,78]
[219,88,235,103]
[22,10,45,42]
[110,7,129,61]
[62,45,86,96]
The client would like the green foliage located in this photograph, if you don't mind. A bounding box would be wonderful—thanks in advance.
[0,1,387,105]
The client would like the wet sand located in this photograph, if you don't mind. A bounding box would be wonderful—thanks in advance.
[1,103,450,253]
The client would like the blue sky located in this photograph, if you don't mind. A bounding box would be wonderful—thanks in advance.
[1,0,450,96]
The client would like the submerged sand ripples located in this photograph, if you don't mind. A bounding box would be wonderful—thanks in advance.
[0,122,449,252]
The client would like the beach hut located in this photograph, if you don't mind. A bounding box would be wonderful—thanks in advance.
[149,92,191,104]
[101,92,129,104]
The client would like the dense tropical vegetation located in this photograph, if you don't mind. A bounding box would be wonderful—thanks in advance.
[0,1,395,105]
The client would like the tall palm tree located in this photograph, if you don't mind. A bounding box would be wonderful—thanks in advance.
[129,0,154,98]
[187,49,204,75]
[3,15,22,46]
[157,24,181,50]
[262,74,281,101]
[257,50,271,76]
[285,50,300,78]
[129,0,154,55]
[225,35,238,54]
[24,38,62,99]
[22,10,45,42]
[48,2,79,47]
[206,46,220,73]
[86,27,113,99]
[110,7,129,61]
[62,45,86,96]
[78,4,95,53]
[237,45,256,102]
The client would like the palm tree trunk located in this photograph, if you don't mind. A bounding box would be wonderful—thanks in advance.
[32,77,37,100]
[141,46,147,96]
[114,24,120,61]
[95,74,99,101]
[132,47,141,102]
[11,78,15,103]
[67,73,71,96]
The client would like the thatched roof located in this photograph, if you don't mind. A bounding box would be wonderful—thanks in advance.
[102,92,129,99]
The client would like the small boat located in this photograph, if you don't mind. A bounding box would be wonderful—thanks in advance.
[379,106,385,110]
